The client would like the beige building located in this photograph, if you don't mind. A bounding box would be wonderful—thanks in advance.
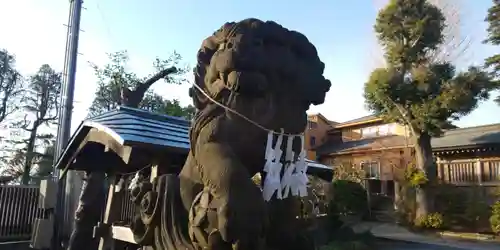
[314,114,500,199]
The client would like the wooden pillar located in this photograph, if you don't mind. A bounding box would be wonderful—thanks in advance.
[475,159,483,184]
[436,157,444,181]
[436,156,450,183]
[446,161,454,182]
[98,175,123,250]
[483,160,491,182]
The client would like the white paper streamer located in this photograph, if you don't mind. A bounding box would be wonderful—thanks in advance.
[262,130,284,201]
[293,135,309,197]
[281,136,295,199]
[263,131,274,173]
[262,132,309,201]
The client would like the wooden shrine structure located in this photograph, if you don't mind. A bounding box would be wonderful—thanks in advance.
[32,106,334,249]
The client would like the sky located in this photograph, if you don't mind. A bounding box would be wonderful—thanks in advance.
[0,0,499,135]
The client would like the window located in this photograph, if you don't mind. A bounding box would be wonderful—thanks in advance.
[310,136,316,147]
[308,121,318,129]
[351,129,362,139]
[378,123,397,136]
[361,161,380,179]
[360,123,397,138]
[361,126,378,138]
[377,124,389,136]
[343,128,362,140]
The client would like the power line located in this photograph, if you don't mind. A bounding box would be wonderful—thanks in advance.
[95,0,114,44]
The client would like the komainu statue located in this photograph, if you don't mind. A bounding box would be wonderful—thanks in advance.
[129,18,331,250]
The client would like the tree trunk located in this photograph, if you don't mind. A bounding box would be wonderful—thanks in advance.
[394,181,401,210]
[413,132,437,219]
[21,125,39,184]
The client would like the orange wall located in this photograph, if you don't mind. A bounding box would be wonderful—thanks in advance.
[304,115,332,160]
[317,119,412,180]
[319,147,413,181]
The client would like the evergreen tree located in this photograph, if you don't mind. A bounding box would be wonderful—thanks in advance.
[12,64,61,184]
[484,0,500,104]
[365,0,496,218]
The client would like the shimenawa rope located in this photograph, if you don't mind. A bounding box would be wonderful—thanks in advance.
[191,81,304,136]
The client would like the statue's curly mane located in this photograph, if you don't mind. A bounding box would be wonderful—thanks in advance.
[189,18,330,113]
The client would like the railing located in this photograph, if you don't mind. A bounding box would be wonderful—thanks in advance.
[486,160,500,182]
[0,185,42,242]
[438,159,500,185]
[118,189,137,225]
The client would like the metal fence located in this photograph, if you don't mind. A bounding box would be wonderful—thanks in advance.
[0,182,136,243]
[0,185,42,242]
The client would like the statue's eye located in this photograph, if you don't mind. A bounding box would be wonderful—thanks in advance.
[226,42,233,49]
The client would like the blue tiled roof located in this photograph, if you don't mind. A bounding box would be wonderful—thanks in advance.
[87,106,190,150]
[55,106,191,170]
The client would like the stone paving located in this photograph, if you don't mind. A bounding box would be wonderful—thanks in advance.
[354,222,499,250]
[377,239,470,250]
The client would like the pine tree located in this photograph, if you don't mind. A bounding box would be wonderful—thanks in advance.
[12,64,61,184]
[365,0,496,219]
[484,0,500,104]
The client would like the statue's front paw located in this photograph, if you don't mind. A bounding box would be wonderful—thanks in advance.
[217,183,268,245]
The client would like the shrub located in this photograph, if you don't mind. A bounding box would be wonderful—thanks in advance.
[404,165,428,188]
[490,201,500,234]
[414,212,444,229]
[329,180,368,216]
[332,162,365,182]
[435,184,491,230]
[251,173,261,187]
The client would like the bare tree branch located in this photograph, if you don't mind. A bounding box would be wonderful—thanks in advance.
[121,66,178,108]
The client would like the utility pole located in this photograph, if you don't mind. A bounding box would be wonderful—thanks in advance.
[52,0,83,249]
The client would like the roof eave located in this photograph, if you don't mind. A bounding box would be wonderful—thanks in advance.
[334,117,383,129]
[432,143,500,152]
[54,122,91,170]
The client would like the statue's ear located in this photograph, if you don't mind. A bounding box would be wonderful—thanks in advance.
[226,71,268,97]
